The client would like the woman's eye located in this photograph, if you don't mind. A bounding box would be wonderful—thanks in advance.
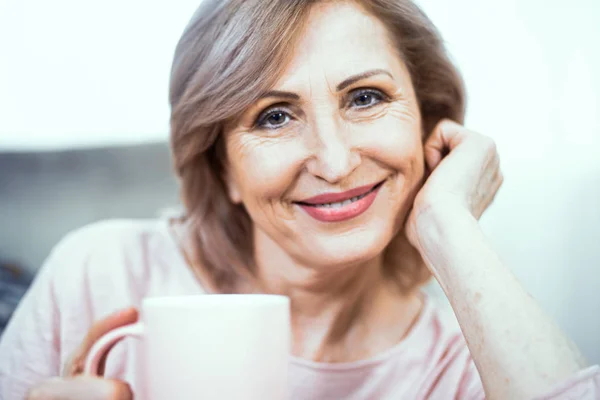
[256,109,291,129]
[349,89,385,109]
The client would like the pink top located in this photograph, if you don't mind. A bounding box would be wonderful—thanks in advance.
[0,219,598,399]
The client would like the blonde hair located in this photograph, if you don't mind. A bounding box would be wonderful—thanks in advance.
[169,0,465,293]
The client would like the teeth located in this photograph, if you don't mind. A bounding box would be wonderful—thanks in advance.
[314,191,370,208]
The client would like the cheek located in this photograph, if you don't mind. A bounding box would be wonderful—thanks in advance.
[228,135,306,201]
[350,112,424,175]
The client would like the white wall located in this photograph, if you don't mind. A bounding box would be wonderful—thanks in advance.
[415,0,600,364]
[0,0,598,363]
[1,0,598,149]
[0,0,202,150]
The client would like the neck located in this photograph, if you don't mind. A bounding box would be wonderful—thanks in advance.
[253,228,422,363]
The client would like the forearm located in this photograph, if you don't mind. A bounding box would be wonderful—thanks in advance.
[414,206,587,400]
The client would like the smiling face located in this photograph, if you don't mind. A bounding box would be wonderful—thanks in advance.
[223,1,425,269]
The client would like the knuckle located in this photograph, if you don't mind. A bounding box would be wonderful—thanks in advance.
[479,136,497,156]
[437,118,454,129]
[63,346,87,377]
[109,381,133,400]
[434,118,457,135]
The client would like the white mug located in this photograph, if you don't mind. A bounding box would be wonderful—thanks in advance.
[84,294,291,400]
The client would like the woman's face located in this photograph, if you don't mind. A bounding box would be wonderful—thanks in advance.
[223,1,425,268]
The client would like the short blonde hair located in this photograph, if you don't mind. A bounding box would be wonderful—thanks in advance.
[169,0,465,293]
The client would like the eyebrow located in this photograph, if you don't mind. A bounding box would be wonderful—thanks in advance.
[259,90,300,100]
[258,69,394,101]
[336,69,394,91]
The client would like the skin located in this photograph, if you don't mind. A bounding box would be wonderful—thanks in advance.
[223,1,425,361]
[27,2,587,399]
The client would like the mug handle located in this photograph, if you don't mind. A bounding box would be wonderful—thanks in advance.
[83,322,145,375]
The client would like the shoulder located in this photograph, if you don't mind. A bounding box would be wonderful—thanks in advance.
[44,218,176,307]
[52,218,168,257]
[0,218,184,391]
[0,219,176,383]
[50,218,170,271]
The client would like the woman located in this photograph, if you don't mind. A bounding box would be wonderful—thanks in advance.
[1,0,598,399]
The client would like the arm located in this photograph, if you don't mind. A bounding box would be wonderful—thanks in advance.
[407,120,597,399]
[415,205,589,399]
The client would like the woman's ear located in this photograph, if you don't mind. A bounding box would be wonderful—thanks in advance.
[217,134,243,204]
[224,171,242,204]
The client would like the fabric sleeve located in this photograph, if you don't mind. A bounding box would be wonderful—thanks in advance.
[458,359,600,400]
[0,237,70,399]
[455,355,485,400]
[534,365,600,400]
[0,222,143,400]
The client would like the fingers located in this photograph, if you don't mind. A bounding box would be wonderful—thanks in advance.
[424,119,499,172]
[29,309,138,400]
[421,119,503,219]
[26,376,133,400]
[424,119,466,170]
[63,308,138,377]
[474,162,505,219]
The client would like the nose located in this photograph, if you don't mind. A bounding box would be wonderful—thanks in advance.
[305,119,361,183]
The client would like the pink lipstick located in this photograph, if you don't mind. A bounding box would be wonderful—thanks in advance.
[296,181,384,223]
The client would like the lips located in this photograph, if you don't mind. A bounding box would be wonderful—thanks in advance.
[295,181,385,223]
[298,182,382,205]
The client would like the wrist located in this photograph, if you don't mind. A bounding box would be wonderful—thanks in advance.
[412,201,475,243]
[410,201,481,273]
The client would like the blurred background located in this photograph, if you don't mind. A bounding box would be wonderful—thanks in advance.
[0,0,599,364]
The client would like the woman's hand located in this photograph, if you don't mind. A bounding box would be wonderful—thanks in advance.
[26,308,138,400]
[405,119,503,250]
[401,122,594,400]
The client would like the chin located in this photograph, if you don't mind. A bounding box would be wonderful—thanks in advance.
[296,226,395,269]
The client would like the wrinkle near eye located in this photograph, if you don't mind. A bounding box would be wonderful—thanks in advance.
[387,97,420,124]
[345,107,388,124]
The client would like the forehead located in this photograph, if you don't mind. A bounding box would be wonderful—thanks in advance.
[274,1,406,89]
